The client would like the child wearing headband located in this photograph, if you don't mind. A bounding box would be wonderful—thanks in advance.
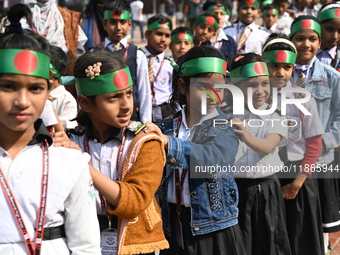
[169,26,194,61]
[146,46,246,255]
[228,53,291,255]
[68,50,169,254]
[193,12,219,47]
[262,3,290,35]
[0,4,101,254]
[290,15,340,252]
[262,33,325,255]
[277,0,294,33]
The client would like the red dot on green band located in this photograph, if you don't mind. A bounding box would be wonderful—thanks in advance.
[14,51,38,74]
[178,32,186,39]
[336,9,340,17]
[160,23,168,28]
[215,3,221,7]
[206,16,215,25]
[275,51,287,62]
[114,70,129,89]
[112,12,120,19]
[222,61,227,73]
[246,0,255,4]
[301,20,312,29]
[269,9,274,14]
[254,62,266,74]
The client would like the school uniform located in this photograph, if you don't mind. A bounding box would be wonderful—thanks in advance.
[263,23,290,36]
[232,104,291,255]
[224,21,270,55]
[0,119,101,255]
[101,37,152,123]
[209,29,237,59]
[289,4,308,17]
[317,46,340,72]
[277,11,294,34]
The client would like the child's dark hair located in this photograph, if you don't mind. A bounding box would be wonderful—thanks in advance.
[262,4,278,13]
[202,0,230,13]
[103,0,131,15]
[50,45,69,77]
[148,14,173,30]
[318,3,340,24]
[74,51,126,125]
[171,26,193,37]
[195,11,219,27]
[290,15,321,38]
[170,46,225,109]
[263,33,296,52]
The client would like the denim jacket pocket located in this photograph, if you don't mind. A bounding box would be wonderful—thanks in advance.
[311,83,332,101]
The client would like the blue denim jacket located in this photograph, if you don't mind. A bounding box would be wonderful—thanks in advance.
[157,107,240,236]
[306,58,340,164]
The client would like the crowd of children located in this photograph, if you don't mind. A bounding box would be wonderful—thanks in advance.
[1,0,340,255]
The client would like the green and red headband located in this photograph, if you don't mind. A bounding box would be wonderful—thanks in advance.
[290,19,321,37]
[318,6,340,22]
[206,3,227,14]
[0,49,50,80]
[147,21,171,31]
[176,57,227,76]
[262,50,297,65]
[263,8,279,16]
[230,62,269,83]
[195,15,219,31]
[75,66,133,96]
[104,10,131,20]
[239,0,260,9]
[171,32,193,43]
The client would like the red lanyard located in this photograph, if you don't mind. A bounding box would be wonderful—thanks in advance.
[123,43,130,61]
[0,141,49,255]
[150,58,165,99]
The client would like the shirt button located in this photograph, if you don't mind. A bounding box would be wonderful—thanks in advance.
[102,160,107,165]
[2,153,6,157]
[194,227,200,231]
[169,158,176,163]
[93,139,98,143]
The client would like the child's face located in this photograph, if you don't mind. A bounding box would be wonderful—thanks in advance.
[0,74,49,133]
[238,5,259,25]
[145,28,171,54]
[262,14,278,29]
[193,24,216,44]
[237,76,270,109]
[321,19,340,50]
[169,39,194,61]
[267,62,295,88]
[291,29,321,65]
[86,87,133,129]
[211,9,226,28]
[102,19,132,42]
[279,3,289,16]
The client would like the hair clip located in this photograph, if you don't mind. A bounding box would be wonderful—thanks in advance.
[234,55,245,62]
[85,62,102,79]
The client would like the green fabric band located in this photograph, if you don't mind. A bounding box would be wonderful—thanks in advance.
[147,21,171,31]
[318,8,340,22]
[180,57,227,76]
[206,4,227,13]
[263,9,279,16]
[290,19,321,38]
[0,49,50,80]
[195,15,219,31]
[50,63,61,80]
[261,0,273,7]
[230,62,269,83]
[239,0,260,9]
[171,32,193,43]
[262,50,297,65]
[104,10,131,20]
[75,66,133,96]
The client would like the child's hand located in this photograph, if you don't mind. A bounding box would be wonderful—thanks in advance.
[53,131,82,152]
[144,122,168,150]
[335,145,340,152]
[232,117,250,143]
[281,172,307,199]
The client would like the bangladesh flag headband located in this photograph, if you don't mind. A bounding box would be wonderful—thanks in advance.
[178,57,227,76]
[262,50,297,65]
[290,19,321,37]
[0,49,50,80]
[195,15,219,31]
[263,9,279,16]
[104,10,131,20]
[171,32,193,43]
[239,0,260,9]
[230,62,269,83]
[318,7,340,22]
[206,3,227,14]
[148,21,171,31]
[75,66,133,96]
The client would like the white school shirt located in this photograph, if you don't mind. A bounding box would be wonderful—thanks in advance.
[0,122,100,254]
[233,104,288,178]
[224,21,269,55]
[293,56,316,85]
[278,83,324,161]
[143,47,173,105]
[105,37,152,122]
[167,108,219,207]
[277,12,293,34]
[70,129,134,215]
[210,29,228,50]
[40,100,58,127]
[317,46,337,67]
[264,23,291,36]
[50,85,78,129]
[291,5,308,17]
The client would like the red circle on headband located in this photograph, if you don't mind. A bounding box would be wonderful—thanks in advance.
[254,62,266,75]
[215,3,221,7]
[335,9,340,17]
[301,20,312,29]
[112,12,121,19]
[222,61,227,73]
[269,9,274,14]
[160,23,168,28]
[114,70,129,89]
[275,51,287,62]
[178,32,186,39]
[205,16,215,25]
[245,0,255,5]
[14,51,38,74]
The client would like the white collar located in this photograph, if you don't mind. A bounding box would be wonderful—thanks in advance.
[144,47,165,61]
[104,36,128,48]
